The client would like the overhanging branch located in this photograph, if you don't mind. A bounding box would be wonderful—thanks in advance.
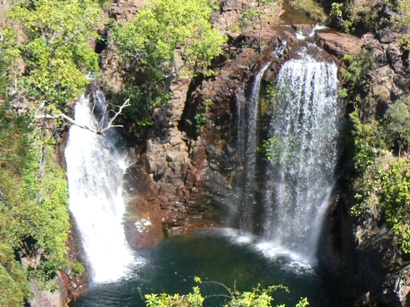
[36,99,131,134]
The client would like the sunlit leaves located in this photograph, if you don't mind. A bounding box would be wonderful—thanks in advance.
[382,98,410,155]
[6,0,104,106]
[353,158,410,253]
[111,0,225,84]
[144,277,309,307]
[110,0,225,128]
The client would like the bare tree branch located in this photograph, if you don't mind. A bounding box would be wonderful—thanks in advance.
[36,112,99,134]
[36,99,131,134]
[98,99,130,134]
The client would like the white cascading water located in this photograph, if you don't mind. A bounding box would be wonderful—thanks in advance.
[262,47,341,263]
[65,92,136,283]
[236,63,270,231]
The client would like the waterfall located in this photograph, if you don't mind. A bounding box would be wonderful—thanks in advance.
[65,92,136,283]
[235,63,270,231]
[263,47,341,263]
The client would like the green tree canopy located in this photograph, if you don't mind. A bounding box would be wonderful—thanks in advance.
[113,0,225,80]
[110,0,225,125]
[5,0,104,107]
[382,98,410,156]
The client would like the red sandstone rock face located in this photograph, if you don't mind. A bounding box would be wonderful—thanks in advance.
[110,0,147,20]
[316,31,361,58]
[99,5,333,247]
[121,20,366,247]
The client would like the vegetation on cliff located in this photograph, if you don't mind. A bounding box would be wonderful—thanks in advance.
[339,12,410,254]
[2,0,410,304]
[110,0,225,127]
[330,0,410,37]
[0,0,104,304]
[0,0,225,303]
[6,0,104,108]
[350,97,410,253]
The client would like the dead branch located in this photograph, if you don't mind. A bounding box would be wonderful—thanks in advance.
[36,112,100,133]
[98,99,130,134]
[35,99,131,134]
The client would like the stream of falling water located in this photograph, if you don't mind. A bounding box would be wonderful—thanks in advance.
[65,92,137,283]
[262,46,341,263]
[235,63,270,231]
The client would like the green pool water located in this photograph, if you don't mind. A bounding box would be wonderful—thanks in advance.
[70,229,348,307]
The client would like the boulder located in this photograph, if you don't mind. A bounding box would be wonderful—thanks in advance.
[30,273,67,307]
[316,31,362,58]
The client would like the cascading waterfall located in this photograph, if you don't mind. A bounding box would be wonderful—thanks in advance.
[262,47,341,262]
[65,92,136,283]
[236,63,270,231]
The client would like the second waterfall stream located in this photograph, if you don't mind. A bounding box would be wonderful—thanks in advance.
[236,45,341,264]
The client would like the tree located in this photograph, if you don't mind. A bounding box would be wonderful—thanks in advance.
[0,103,74,302]
[0,0,103,301]
[111,0,225,125]
[113,0,224,80]
[353,159,410,253]
[382,98,410,157]
[5,0,104,108]
[0,102,33,306]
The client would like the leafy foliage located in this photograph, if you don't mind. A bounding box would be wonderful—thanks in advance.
[353,159,410,253]
[0,257,31,307]
[145,285,204,307]
[381,97,410,156]
[110,0,225,128]
[349,109,378,173]
[0,111,71,300]
[341,52,375,91]
[329,0,386,33]
[0,108,34,304]
[5,0,104,107]
[343,50,410,253]
[292,0,327,22]
[143,277,309,307]
[0,3,102,299]
[329,0,410,35]
[113,0,224,78]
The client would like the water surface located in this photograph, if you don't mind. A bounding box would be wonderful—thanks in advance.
[71,230,347,307]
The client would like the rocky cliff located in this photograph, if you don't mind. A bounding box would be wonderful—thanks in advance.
[73,1,410,306]
[317,3,410,305]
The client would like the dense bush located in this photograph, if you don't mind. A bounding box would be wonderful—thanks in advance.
[110,0,225,127]
[144,277,309,307]
[0,0,103,303]
[6,0,104,108]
